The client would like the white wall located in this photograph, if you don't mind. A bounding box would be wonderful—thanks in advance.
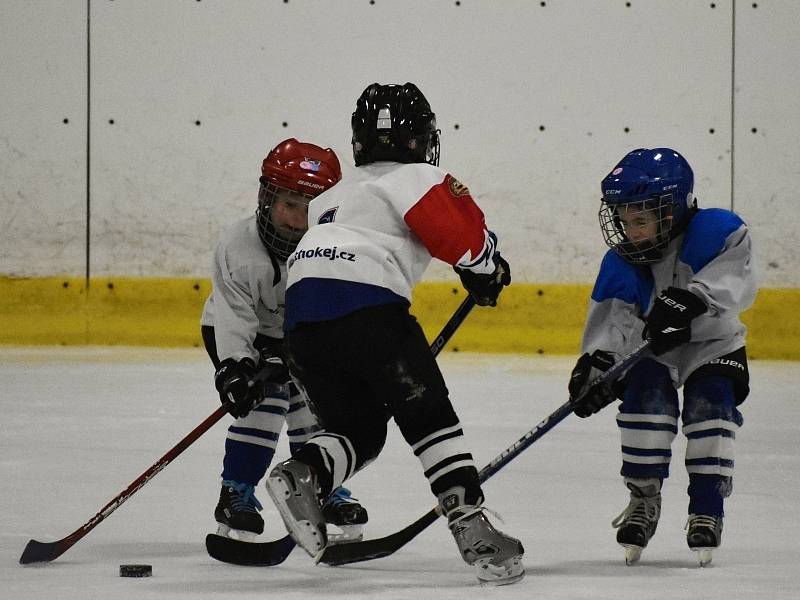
[1,1,797,285]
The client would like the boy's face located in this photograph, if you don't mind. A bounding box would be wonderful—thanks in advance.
[616,203,661,246]
[269,190,310,242]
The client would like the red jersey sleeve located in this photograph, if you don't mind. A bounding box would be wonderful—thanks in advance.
[403,174,488,265]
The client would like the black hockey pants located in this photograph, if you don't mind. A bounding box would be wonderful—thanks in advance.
[286,302,481,499]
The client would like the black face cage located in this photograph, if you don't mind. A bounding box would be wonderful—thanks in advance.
[256,182,313,261]
[598,194,675,265]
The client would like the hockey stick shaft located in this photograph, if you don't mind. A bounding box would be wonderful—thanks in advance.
[477,339,650,483]
[319,340,651,565]
[428,295,476,355]
[19,366,274,564]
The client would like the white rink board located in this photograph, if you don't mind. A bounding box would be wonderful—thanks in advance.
[1,1,798,286]
[0,2,87,276]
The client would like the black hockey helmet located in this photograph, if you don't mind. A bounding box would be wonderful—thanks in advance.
[351,82,440,167]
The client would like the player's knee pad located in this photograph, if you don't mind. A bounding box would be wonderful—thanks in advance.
[682,375,743,428]
[620,358,679,417]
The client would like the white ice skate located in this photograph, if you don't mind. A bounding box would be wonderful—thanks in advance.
[265,459,327,557]
[439,487,525,585]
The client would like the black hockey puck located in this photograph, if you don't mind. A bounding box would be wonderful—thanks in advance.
[119,564,152,577]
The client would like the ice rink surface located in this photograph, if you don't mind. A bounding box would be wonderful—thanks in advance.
[2,347,798,599]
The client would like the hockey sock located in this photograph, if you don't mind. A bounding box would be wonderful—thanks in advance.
[222,438,274,486]
[688,474,730,516]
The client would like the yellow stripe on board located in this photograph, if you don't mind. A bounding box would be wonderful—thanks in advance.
[0,277,796,360]
[0,277,211,347]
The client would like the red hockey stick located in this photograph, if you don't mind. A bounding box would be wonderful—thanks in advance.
[19,368,273,564]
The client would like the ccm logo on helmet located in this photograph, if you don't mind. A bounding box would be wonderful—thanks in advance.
[298,180,325,190]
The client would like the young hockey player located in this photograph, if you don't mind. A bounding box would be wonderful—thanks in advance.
[201,138,368,543]
[265,83,524,585]
[569,147,756,565]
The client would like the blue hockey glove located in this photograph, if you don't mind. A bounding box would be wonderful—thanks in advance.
[644,287,706,356]
[569,350,617,418]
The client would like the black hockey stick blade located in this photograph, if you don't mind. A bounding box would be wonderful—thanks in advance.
[205,533,296,566]
[320,508,440,566]
[19,538,73,565]
[317,340,652,566]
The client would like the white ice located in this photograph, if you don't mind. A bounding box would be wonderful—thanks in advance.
[2,347,798,599]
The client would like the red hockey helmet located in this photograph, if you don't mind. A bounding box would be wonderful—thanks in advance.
[256,139,341,260]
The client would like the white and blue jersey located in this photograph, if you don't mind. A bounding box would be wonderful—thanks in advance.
[582,208,757,387]
[201,217,286,364]
[284,162,498,331]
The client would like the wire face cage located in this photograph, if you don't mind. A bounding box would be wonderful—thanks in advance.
[598,194,675,264]
[256,182,313,261]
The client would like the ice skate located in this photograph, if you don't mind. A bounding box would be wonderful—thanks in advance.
[439,486,525,586]
[214,480,264,542]
[322,486,369,544]
[612,479,661,565]
[686,514,723,566]
[265,458,327,557]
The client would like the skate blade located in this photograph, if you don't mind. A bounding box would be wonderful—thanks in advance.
[215,524,258,543]
[621,544,643,565]
[476,556,525,586]
[265,474,327,557]
[692,548,714,567]
[327,524,364,545]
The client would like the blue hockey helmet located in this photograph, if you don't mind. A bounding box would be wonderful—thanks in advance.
[351,82,440,167]
[598,148,695,264]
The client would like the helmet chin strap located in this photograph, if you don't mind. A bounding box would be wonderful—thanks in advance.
[667,199,698,242]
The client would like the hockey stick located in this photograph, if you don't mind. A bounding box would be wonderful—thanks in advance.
[19,368,274,565]
[319,339,652,566]
[205,295,478,566]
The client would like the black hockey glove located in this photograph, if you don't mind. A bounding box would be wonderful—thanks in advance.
[644,287,707,356]
[214,358,260,418]
[255,353,292,398]
[455,253,511,307]
[569,350,617,418]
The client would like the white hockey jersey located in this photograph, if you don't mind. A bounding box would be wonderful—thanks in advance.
[581,208,757,386]
[201,216,286,363]
[284,162,498,330]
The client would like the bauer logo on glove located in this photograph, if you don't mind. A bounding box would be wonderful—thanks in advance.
[644,287,706,356]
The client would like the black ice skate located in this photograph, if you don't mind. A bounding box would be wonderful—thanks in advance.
[321,486,369,543]
[612,479,662,565]
[214,480,264,542]
[686,514,723,566]
[265,458,327,557]
[439,486,525,585]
